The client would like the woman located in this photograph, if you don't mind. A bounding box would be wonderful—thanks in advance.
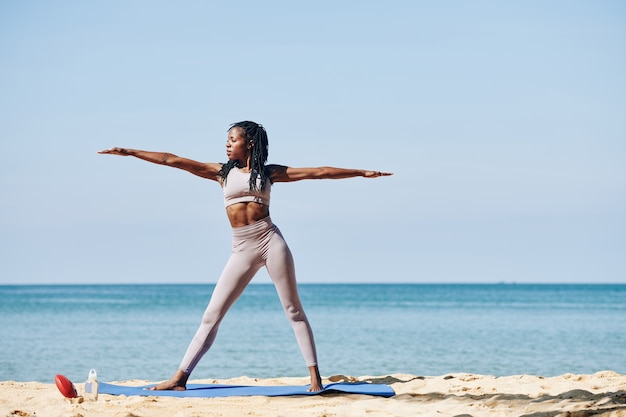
[99,121,392,392]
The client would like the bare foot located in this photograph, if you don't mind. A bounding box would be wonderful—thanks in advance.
[308,381,323,392]
[147,370,189,391]
[307,365,324,392]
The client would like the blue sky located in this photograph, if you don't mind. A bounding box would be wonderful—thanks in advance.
[1,1,624,284]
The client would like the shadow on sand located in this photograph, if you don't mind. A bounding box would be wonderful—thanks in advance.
[361,375,626,417]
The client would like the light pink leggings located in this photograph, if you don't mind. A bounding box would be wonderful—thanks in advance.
[179,216,318,374]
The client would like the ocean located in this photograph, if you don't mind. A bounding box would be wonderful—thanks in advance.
[1,284,624,384]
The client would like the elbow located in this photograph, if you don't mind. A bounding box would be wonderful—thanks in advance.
[318,167,333,178]
[317,166,342,179]
[318,167,362,179]
[161,153,179,166]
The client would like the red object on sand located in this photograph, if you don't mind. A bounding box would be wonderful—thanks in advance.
[55,374,78,398]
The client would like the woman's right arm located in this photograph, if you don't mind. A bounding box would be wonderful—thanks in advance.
[98,147,222,181]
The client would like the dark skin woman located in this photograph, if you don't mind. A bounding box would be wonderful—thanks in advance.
[99,121,392,392]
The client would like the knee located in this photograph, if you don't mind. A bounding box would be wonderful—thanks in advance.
[201,308,222,327]
[284,303,306,323]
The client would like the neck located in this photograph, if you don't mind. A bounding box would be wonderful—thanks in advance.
[235,158,252,172]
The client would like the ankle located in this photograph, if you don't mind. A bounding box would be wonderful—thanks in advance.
[174,370,190,385]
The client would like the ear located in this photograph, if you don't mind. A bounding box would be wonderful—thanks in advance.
[247,140,254,149]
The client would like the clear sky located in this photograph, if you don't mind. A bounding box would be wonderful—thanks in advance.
[1,1,624,284]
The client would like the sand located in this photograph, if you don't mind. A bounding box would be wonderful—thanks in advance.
[2,372,626,417]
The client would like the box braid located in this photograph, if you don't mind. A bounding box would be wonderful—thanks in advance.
[219,121,270,191]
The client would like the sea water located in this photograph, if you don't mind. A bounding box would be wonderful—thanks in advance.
[0,284,624,383]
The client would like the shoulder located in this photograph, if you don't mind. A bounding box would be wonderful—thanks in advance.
[266,164,289,182]
[201,162,224,181]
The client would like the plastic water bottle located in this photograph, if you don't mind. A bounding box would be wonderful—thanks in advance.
[85,369,99,401]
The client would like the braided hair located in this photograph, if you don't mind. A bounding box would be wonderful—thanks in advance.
[219,121,270,191]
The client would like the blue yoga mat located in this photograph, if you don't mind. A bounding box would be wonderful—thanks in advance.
[99,381,395,398]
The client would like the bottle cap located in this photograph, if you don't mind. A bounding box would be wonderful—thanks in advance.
[88,369,97,381]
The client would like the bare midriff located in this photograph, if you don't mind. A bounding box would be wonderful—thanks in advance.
[226,202,271,228]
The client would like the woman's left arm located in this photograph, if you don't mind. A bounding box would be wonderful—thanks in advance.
[268,165,392,183]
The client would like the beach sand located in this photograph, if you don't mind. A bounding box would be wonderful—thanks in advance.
[2,372,626,417]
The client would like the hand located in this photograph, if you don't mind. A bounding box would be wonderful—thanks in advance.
[98,147,130,156]
[363,171,393,178]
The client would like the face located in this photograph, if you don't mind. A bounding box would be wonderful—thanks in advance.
[226,127,251,162]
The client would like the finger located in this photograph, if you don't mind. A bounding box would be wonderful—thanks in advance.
[367,171,393,177]
[98,148,120,155]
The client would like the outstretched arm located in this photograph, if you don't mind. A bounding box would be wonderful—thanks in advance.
[268,165,392,183]
[98,147,222,181]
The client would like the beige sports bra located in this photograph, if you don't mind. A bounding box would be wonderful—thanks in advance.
[223,167,271,208]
